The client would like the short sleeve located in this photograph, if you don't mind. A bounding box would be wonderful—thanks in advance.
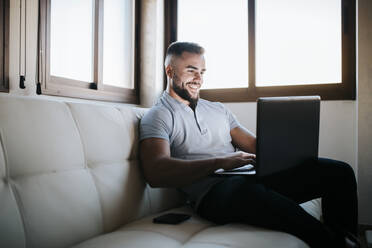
[139,106,173,142]
[222,104,241,130]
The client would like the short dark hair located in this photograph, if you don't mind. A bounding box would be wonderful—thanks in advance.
[165,42,205,66]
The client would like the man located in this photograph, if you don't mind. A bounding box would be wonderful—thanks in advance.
[139,42,359,248]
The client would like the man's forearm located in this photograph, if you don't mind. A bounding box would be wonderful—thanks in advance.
[142,156,218,188]
[140,138,255,188]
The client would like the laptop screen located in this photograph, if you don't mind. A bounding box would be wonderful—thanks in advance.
[256,96,320,177]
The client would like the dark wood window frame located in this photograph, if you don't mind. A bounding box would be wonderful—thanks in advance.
[165,0,356,102]
[0,0,9,93]
[39,0,140,103]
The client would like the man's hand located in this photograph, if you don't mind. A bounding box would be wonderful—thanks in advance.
[141,138,256,188]
[215,152,256,171]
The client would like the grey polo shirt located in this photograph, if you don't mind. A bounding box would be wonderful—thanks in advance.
[139,92,242,209]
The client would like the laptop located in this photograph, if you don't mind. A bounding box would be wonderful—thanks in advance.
[215,96,320,177]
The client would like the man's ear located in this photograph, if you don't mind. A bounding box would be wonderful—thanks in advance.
[165,65,173,79]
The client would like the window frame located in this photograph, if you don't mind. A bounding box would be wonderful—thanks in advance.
[0,0,9,93]
[39,0,140,103]
[165,0,356,102]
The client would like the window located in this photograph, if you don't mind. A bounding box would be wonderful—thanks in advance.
[165,0,356,101]
[39,0,139,103]
[0,0,9,93]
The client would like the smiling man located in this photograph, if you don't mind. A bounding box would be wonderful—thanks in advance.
[164,49,205,109]
[139,42,359,248]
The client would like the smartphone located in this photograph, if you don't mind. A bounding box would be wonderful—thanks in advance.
[153,213,191,224]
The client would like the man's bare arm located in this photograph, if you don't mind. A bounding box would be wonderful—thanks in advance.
[140,138,255,188]
[230,126,257,154]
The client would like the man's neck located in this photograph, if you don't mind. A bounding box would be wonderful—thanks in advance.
[166,89,198,111]
[167,88,190,106]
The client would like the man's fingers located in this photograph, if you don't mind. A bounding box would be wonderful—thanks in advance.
[248,158,256,166]
[238,157,256,165]
[242,158,256,165]
[240,153,256,159]
[232,151,255,159]
[229,158,255,171]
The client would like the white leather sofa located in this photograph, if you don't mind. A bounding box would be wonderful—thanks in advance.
[0,94,322,248]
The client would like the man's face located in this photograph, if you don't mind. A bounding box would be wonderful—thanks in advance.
[167,52,206,106]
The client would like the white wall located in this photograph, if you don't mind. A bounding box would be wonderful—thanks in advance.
[226,101,358,171]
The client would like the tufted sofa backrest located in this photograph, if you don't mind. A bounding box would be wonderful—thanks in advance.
[0,95,184,248]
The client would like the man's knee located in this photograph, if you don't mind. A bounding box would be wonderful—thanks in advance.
[319,158,357,191]
[337,161,357,191]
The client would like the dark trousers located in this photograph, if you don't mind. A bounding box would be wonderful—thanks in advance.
[197,158,358,248]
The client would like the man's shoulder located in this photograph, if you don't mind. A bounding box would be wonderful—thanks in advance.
[142,104,173,122]
[199,98,226,111]
[139,104,173,141]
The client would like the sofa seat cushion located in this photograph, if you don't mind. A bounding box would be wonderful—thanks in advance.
[72,200,321,248]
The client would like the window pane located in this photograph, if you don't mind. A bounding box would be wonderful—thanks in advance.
[256,0,342,86]
[178,0,248,89]
[50,0,94,82]
[103,0,134,89]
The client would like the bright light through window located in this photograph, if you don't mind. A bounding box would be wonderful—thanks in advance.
[103,0,134,89]
[256,0,342,86]
[178,0,248,89]
[50,0,94,82]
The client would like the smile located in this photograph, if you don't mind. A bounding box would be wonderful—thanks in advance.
[186,83,200,90]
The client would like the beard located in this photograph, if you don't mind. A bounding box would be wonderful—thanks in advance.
[172,74,199,109]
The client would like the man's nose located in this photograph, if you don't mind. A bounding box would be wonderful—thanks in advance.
[194,72,202,81]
